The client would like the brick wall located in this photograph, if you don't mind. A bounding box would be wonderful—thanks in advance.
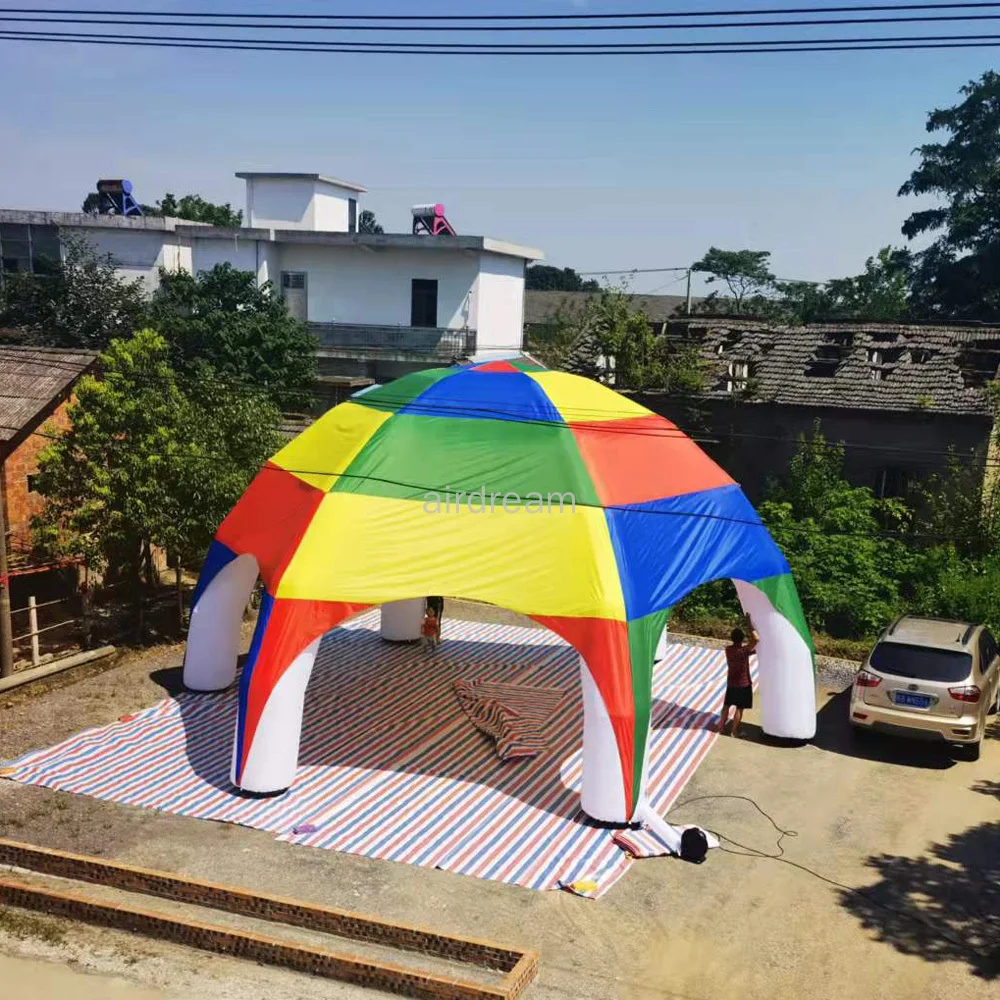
[2,395,72,564]
[0,838,538,1000]
[633,393,994,503]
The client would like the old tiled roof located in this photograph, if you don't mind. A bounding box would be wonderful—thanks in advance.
[567,319,1000,416]
[525,290,695,325]
[0,346,97,443]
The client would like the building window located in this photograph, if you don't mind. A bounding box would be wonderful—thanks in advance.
[0,223,60,275]
[868,348,884,381]
[877,467,910,498]
[26,474,39,493]
[348,198,357,234]
[279,271,308,321]
[726,359,749,393]
[411,279,438,328]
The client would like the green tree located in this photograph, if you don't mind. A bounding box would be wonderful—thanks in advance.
[691,248,775,313]
[524,313,578,370]
[525,265,600,292]
[772,281,835,325]
[32,330,195,603]
[81,190,243,226]
[148,264,318,410]
[33,330,280,629]
[153,193,243,227]
[660,340,710,397]
[359,209,384,234]
[579,286,659,389]
[154,373,282,625]
[825,247,912,321]
[758,426,909,637]
[771,248,912,324]
[899,71,1000,320]
[910,451,1000,560]
[0,235,146,349]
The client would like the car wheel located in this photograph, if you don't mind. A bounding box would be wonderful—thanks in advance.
[958,740,981,762]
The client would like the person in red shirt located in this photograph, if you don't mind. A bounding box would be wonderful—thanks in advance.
[718,615,758,737]
[421,606,440,651]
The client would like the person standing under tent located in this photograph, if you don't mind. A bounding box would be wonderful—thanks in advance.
[718,615,757,737]
[426,596,444,636]
[421,605,441,652]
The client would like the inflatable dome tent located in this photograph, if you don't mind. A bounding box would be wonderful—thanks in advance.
[183,356,816,824]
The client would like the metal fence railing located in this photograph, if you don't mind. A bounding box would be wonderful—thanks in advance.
[10,594,83,668]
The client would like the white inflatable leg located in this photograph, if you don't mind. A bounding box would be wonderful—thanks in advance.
[183,554,259,692]
[578,654,628,823]
[379,598,425,641]
[635,801,683,853]
[733,579,816,740]
[234,635,322,793]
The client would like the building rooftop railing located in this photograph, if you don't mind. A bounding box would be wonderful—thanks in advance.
[310,322,477,357]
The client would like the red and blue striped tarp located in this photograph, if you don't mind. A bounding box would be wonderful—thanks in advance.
[1,614,749,897]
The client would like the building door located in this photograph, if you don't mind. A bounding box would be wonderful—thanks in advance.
[280,271,308,321]
[411,279,438,328]
[348,198,357,234]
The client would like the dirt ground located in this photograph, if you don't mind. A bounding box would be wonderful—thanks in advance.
[1,602,999,1000]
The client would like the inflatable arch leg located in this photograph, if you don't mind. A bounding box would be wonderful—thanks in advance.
[578,656,629,821]
[536,612,666,824]
[183,551,259,692]
[733,578,816,740]
[379,598,425,642]
[572,575,815,824]
[235,633,324,792]
[232,597,370,795]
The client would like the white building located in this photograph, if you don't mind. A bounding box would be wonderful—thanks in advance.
[0,171,543,383]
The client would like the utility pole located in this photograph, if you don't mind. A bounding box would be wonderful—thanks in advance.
[685,268,693,315]
[0,463,13,679]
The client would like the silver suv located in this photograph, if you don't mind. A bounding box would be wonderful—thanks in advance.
[849,615,1000,760]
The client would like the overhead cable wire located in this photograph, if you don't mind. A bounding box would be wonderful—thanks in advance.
[5,3,1000,20]
[5,7,1000,31]
[2,420,990,545]
[3,31,1000,54]
[5,27,1000,49]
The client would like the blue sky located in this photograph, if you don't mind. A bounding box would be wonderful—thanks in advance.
[0,1,994,293]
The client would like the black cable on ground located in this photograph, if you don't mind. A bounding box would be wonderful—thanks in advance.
[667,792,986,960]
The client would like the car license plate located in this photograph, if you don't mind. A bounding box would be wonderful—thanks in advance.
[894,692,932,709]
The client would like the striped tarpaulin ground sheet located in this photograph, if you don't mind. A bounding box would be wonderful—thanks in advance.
[1,614,746,897]
[453,678,568,761]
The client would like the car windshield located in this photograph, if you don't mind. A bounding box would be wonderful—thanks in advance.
[869,642,973,682]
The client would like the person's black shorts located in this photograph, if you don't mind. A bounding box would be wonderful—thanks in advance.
[724,684,753,710]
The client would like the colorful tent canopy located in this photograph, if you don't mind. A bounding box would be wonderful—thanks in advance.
[183,356,816,823]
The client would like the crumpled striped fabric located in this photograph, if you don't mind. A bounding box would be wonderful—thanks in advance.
[454,678,567,762]
[612,823,719,859]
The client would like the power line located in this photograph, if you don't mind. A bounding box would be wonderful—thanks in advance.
[5,7,1000,31]
[575,267,851,283]
[5,4,1000,21]
[5,419,991,544]
[5,27,999,49]
[578,267,691,276]
[6,30,1000,56]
